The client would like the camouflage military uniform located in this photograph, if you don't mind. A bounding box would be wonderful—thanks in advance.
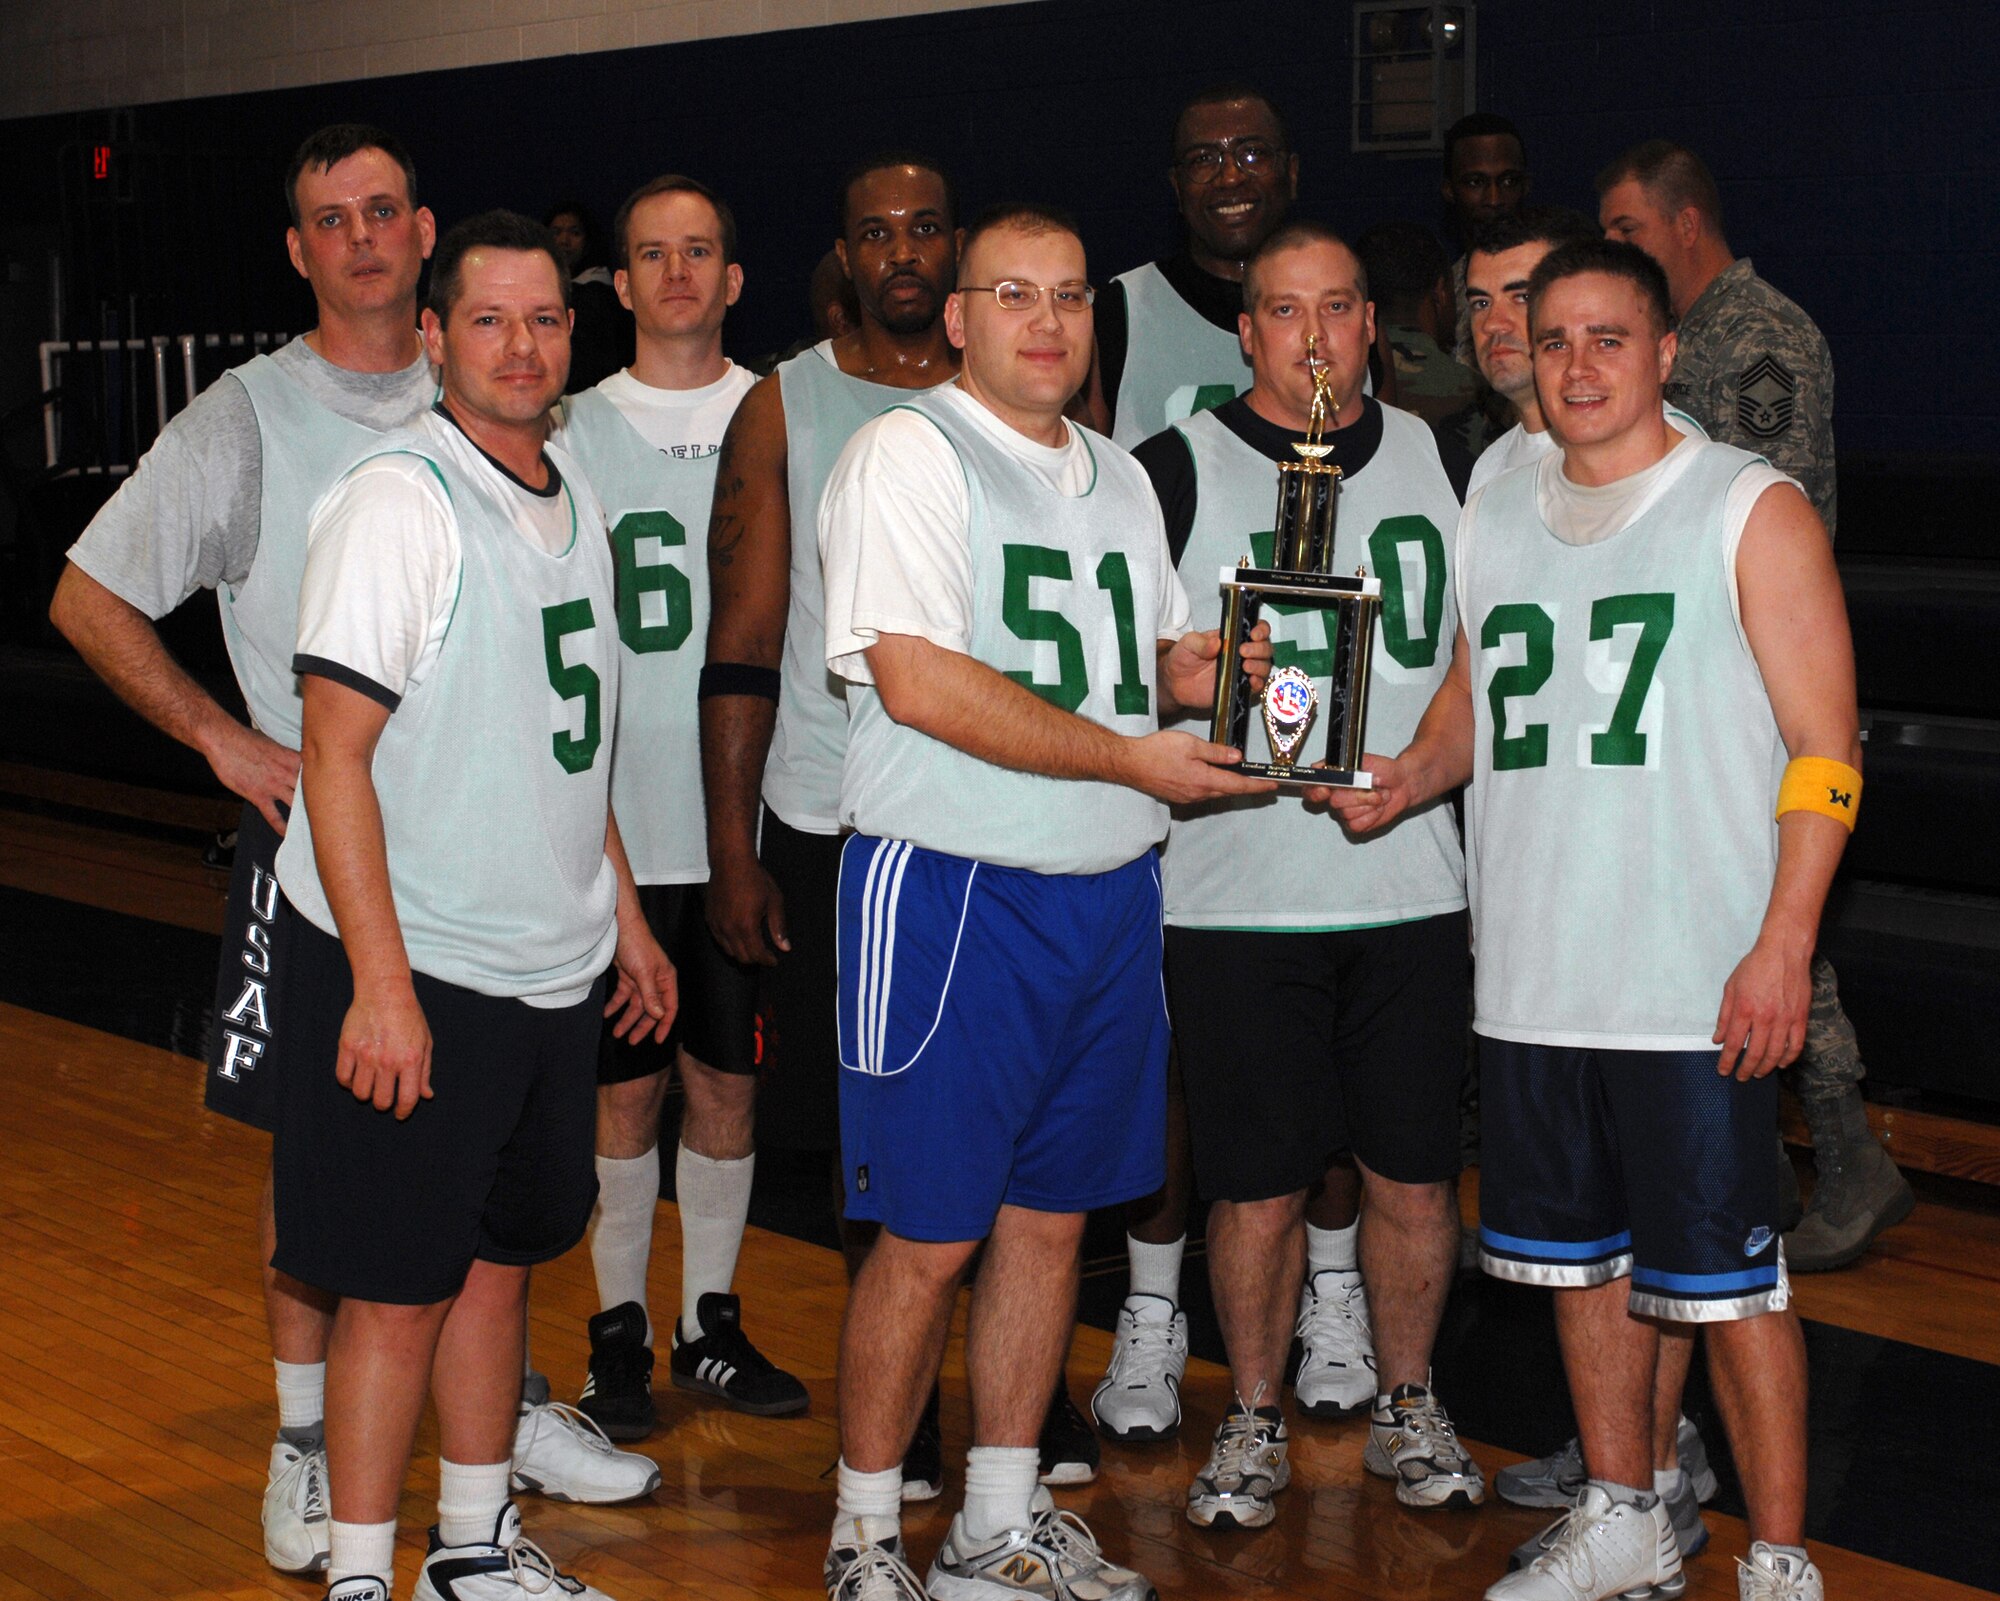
[1666,257,1837,537]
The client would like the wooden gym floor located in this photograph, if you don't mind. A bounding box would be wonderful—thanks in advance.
[0,787,1996,1599]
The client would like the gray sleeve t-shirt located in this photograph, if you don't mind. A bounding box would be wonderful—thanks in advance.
[66,335,436,618]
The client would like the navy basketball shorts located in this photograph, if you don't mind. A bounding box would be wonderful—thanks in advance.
[1166,912,1469,1201]
[1477,1037,1788,1322]
[751,809,844,1153]
[271,903,604,1305]
[204,802,294,1132]
[598,882,762,1086]
[835,835,1170,1243]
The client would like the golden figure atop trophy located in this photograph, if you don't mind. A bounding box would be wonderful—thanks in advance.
[1209,334,1383,788]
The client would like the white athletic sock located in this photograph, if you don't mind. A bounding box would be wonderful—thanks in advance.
[1306,1220,1360,1275]
[833,1458,904,1548]
[1590,1476,1657,1509]
[437,1458,514,1548]
[273,1359,325,1432]
[1653,1466,1687,1499]
[961,1445,1040,1541]
[328,1518,397,1586]
[1125,1233,1184,1305]
[678,1143,754,1341]
[590,1146,661,1343]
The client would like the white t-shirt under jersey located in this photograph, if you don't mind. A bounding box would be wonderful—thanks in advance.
[296,410,596,705]
[820,382,1191,683]
[585,362,756,459]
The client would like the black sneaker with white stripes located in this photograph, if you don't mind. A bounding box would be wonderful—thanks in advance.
[668,1291,809,1417]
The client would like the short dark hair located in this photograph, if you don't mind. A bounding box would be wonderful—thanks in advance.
[1525,237,1674,337]
[1470,204,1600,261]
[1172,81,1292,156]
[839,152,956,237]
[613,174,739,268]
[1242,221,1366,311]
[428,210,571,325]
[1596,138,1725,236]
[957,202,1084,279]
[285,123,417,228]
[1353,220,1448,312]
[542,199,608,271]
[1442,112,1525,174]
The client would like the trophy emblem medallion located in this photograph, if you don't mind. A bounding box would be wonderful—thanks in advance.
[1261,665,1318,772]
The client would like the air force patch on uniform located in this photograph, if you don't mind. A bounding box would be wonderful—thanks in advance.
[1736,355,1796,440]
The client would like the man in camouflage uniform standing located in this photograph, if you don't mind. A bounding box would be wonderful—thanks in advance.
[1599,138,1912,1271]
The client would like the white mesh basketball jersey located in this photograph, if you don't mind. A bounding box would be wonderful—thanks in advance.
[1461,439,1785,1048]
[1110,262,1251,450]
[277,437,621,1001]
[839,391,1171,874]
[765,344,951,833]
[1162,405,1466,927]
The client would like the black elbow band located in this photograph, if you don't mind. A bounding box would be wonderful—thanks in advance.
[698,662,781,702]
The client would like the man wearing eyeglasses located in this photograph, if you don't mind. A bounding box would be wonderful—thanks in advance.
[815,202,1275,1601]
[1084,81,1299,449]
[1441,113,1531,364]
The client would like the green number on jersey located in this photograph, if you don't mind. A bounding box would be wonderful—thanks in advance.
[1094,551,1150,715]
[541,598,602,774]
[1481,602,1554,770]
[1247,528,1335,678]
[1588,592,1676,766]
[1367,515,1446,669]
[1001,543,1152,715]
[1188,383,1237,417]
[609,509,692,654]
[1001,544,1087,711]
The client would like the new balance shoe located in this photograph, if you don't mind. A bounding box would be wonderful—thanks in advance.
[1292,1269,1376,1419]
[262,1435,330,1575]
[576,1300,656,1441]
[927,1490,1153,1600]
[1496,1416,1717,1511]
[1737,1542,1824,1601]
[1090,1295,1188,1443]
[1037,1386,1100,1486]
[1484,1485,1682,1600]
[1510,1470,1708,1574]
[512,1375,661,1504]
[904,1386,944,1503]
[1186,1405,1290,1530]
[328,1579,390,1601]
[827,1521,929,1600]
[414,1502,613,1600]
[1363,1382,1485,1509]
[670,1291,810,1416]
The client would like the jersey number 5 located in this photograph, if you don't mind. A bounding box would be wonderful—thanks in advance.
[542,599,602,775]
[1481,592,1676,771]
[610,509,693,654]
[1000,544,1149,716]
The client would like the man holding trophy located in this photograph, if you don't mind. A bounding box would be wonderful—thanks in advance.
[1140,221,1479,1531]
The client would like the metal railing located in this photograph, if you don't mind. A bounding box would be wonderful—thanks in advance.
[38,331,292,475]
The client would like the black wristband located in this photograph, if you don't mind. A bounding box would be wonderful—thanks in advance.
[698,662,781,702]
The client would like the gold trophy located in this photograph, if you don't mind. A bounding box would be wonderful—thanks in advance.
[1209,334,1382,788]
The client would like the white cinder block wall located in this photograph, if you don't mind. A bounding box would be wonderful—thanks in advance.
[0,0,1039,122]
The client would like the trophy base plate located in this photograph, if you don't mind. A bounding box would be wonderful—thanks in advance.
[1232,762,1374,790]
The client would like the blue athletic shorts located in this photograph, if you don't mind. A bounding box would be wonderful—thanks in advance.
[836,834,1170,1242]
[1476,1037,1789,1322]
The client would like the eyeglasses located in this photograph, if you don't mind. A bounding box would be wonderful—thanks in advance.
[1453,170,1528,195]
[1176,139,1286,184]
[958,280,1097,313]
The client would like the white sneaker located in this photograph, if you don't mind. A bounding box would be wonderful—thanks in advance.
[826,1521,929,1600]
[414,1502,613,1599]
[1186,1404,1290,1529]
[1738,1543,1824,1601]
[1293,1269,1376,1418]
[512,1392,662,1505]
[1484,1484,1684,1600]
[262,1437,330,1574]
[328,1578,388,1601]
[927,1488,1151,1599]
[1089,1294,1188,1442]
[1364,1382,1486,1509]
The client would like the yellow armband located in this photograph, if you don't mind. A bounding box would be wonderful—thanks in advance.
[1776,757,1861,831]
